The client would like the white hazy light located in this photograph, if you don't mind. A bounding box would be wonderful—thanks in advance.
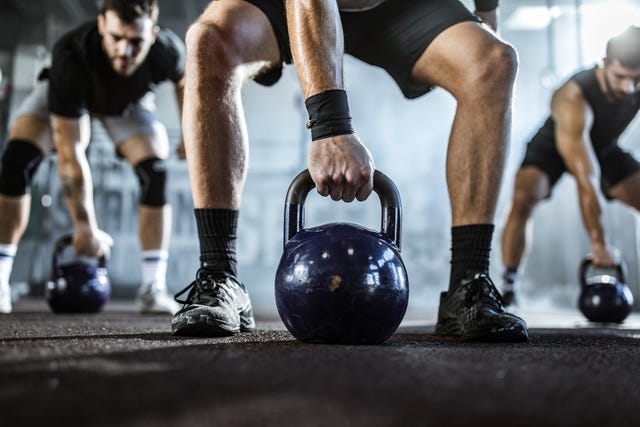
[505,6,563,31]
[580,2,640,64]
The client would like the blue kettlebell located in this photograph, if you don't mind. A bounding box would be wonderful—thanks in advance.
[275,169,409,344]
[46,235,111,313]
[578,257,634,323]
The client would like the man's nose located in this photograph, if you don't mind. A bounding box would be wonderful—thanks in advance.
[115,40,133,57]
[621,78,635,95]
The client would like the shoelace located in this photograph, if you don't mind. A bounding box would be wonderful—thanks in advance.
[463,274,506,309]
[174,268,229,306]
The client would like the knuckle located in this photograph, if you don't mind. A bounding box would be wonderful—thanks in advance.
[360,167,372,182]
[331,173,345,185]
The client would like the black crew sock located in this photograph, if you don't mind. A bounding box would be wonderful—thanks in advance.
[449,224,494,290]
[194,208,238,276]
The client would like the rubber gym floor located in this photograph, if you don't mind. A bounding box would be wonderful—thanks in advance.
[2,298,639,427]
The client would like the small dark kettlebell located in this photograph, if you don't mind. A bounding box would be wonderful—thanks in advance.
[578,257,634,323]
[274,169,409,344]
[46,235,111,313]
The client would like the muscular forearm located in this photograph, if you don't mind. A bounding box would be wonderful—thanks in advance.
[286,0,344,97]
[51,115,97,229]
[58,154,98,230]
[575,177,606,246]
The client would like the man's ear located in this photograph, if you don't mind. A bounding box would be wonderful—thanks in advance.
[152,25,159,42]
[97,13,105,36]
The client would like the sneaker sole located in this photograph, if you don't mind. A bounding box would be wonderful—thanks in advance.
[171,308,256,337]
[435,318,529,342]
[172,312,240,337]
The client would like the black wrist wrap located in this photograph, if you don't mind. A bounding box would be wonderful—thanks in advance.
[305,89,354,141]
[475,0,498,11]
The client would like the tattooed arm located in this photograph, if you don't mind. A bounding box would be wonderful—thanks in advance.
[50,114,113,256]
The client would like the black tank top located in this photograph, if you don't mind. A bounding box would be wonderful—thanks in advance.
[530,67,640,154]
[573,67,640,153]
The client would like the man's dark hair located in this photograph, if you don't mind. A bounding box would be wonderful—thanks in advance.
[101,0,159,24]
[607,26,640,68]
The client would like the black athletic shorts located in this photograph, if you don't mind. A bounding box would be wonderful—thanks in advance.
[521,138,640,200]
[244,0,479,99]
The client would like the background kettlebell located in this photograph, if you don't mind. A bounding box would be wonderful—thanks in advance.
[45,234,111,313]
[275,169,409,344]
[578,257,634,323]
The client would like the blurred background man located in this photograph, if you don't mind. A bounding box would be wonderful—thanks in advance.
[0,0,185,314]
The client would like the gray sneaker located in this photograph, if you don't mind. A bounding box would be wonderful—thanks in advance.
[136,282,180,315]
[435,273,529,342]
[171,269,255,337]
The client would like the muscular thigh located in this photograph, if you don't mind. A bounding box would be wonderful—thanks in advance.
[513,166,551,203]
[99,100,169,165]
[9,81,55,153]
[520,136,566,198]
[201,0,282,82]
[410,19,505,95]
[9,115,53,154]
[341,0,478,99]
[599,144,640,205]
[116,123,170,165]
[608,171,640,209]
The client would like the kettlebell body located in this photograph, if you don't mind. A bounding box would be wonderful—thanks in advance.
[578,258,633,323]
[46,235,111,313]
[275,170,408,344]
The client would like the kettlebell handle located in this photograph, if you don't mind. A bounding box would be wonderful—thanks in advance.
[578,256,626,288]
[52,234,108,274]
[283,169,402,249]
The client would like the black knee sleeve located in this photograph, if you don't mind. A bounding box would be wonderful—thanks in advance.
[134,157,167,207]
[0,139,44,196]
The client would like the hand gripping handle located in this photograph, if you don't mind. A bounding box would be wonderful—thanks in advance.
[52,234,108,275]
[578,256,626,288]
[283,169,402,249]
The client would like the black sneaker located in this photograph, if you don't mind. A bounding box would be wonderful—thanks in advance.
[435,273,529,342]
[171,269,256,337]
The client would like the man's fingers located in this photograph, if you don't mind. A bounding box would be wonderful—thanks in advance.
[355,170,374,201]
[591,256,616,268]
[342,171,371,202]
[355,183,373,201]
[314,175,330,197]
[327,173,346,201]
[99,232,114,247]
[341,187,357,203]
[313,169,374,202]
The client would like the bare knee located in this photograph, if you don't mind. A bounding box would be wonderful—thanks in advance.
[463,41,518,100]
[185,20,242,78]
[509,190,538,224]
[483,41,517,90]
